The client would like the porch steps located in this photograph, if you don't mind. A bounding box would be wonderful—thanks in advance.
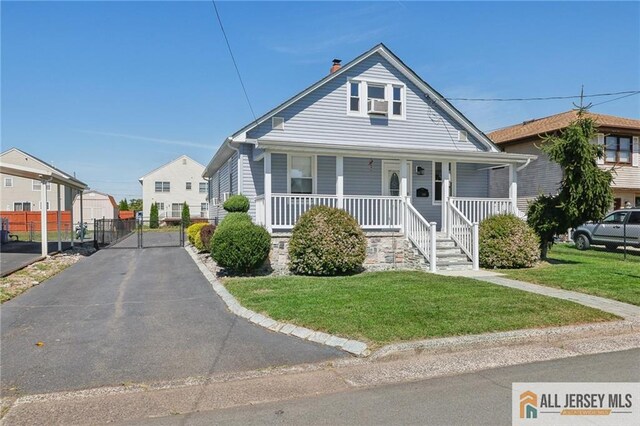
[434,232,473,271]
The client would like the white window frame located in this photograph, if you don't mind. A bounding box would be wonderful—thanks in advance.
[171,203,182,218]
[346,78,406,120]
[199,182,208,193]
[157,202,165,211]
[287,154,317,194]
[186,182,192,190]
[432,162,456,205]
[38,201,51,211]
[13,201,30,211]
[154,181,170,193]
[32,180,52,191]
[200,202,209,218]
[4,177,13,187]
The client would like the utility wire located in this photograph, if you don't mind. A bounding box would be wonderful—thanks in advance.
[590,91,640,107]
[445,90,639,102]
[210,0,257,121]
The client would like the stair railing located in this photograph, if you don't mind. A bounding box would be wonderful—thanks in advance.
[447,200,479,270]
[404,201,437,272]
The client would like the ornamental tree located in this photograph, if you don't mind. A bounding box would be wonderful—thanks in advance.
[181,202,191,227]
[118,198,129,211]
[527,108,613,259]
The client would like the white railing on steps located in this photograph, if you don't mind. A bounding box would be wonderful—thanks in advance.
[450,197,515,224]
[447,200,480,271]
[405,202,437,272]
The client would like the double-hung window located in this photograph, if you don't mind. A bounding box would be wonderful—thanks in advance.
[155,181,170,192]
[367,84,385,101]
[186,182,192,190]
[14,202,31,211]
[4,177,13,187]
[290,155,313,194]
[392,86,403,116]
[199,182,207,193]
[605,135,632,164]
[32,180,51,191]
[349,82,360,112]
[200,203,208,218]
[171,203,182,218]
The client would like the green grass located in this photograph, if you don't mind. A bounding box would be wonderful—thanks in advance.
[224,271,616,346]
[502,244,640,306]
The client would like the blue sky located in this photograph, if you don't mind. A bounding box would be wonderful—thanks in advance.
[2,1,639,201]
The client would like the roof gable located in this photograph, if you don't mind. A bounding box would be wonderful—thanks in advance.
[139,155,206,182]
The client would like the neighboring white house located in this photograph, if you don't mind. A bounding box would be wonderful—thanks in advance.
[72,189,119,223]
[139,155,208,220]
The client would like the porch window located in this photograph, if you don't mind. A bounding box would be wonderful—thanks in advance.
[290,155,313,194]
[605,136,632,164]
[433,162,456,204]
[349,82,360,112]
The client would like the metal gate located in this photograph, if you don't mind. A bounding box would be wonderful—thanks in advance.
[94,219,184,249]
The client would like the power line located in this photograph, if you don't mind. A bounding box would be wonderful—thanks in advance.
[210,0,257,121]
[591,91,640,107]
[444,90,640,102]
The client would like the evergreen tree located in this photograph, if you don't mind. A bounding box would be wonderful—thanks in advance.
[129,198,143,212]
[118,198,129,211]
[528,109,613,259]
[150,203,159,229]
[181,202,191,227]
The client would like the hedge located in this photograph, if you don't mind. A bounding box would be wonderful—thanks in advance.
[479,214,539,269]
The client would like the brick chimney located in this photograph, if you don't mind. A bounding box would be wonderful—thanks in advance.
[330,59,342,74]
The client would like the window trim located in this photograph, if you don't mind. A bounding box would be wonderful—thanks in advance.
[4,177,13,187]
[346,78,406,120]
[605,135,633,165]
[154,181,170,193]
[32,180,52,191]
[287,154,317,194]
[432,162,457,206]
[186,182,192,190]
[199,182,208,193]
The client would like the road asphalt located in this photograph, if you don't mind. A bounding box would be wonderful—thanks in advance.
[135,348,640,426]
[0,233,344,396]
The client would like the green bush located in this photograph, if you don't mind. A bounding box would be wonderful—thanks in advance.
[479,214,539,269]
[149,203,159,229]
[223,194,250,213]
[219,212,252,229]
[211,221,270,273]
[187,222,207,245]
[197,224,216,252]
[182,202,191,227]
[289,206,366,276]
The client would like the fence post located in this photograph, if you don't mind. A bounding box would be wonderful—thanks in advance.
[472,222,479,271]
[429,222,437,273]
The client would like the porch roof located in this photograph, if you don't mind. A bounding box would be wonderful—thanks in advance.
[256,139,537,165]
[0,163,87,190]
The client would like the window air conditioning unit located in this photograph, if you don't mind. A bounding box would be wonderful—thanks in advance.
[221,192,230,202]
[367,99,388,115]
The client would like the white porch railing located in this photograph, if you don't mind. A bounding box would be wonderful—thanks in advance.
[449,197,516,224]
[447,200,479,270]
[343,196,404,229]
[271,194,338,229]
[255,195,265,226]
[405,202,437,272]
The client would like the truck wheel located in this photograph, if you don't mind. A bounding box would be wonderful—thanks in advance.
[575,234,590,250]
[605,244,618,251]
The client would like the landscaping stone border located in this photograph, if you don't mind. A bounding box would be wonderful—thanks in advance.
[184,244,370,357]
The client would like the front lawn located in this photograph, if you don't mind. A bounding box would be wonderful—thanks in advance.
[502,244,640,306]
[224,271,615,346]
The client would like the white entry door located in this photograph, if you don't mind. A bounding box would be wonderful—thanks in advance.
[382,161,406,196]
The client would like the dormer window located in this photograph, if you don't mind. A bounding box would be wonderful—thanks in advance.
[347,80,405,119]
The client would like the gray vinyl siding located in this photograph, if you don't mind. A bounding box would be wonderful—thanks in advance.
[411,160,440,225]
[317,155,336,195]
[456,163,489,198]
[218,161,230,221]
[272,153,288,193]
[238,144,257,218]
[229,152,238,195]
[344,157,382,195]
[246,53,487,152]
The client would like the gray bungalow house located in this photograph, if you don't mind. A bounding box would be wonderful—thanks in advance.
[203,44,534,271]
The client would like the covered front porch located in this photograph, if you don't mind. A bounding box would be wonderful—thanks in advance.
[253,141,534,271]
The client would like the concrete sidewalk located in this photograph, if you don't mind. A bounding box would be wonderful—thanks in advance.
[3,329,639,425]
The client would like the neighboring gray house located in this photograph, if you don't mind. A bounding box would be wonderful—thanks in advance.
[203,44,534,271]
[489,110,640,212]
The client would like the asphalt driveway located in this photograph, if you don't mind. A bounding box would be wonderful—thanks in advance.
[0,234,344,396]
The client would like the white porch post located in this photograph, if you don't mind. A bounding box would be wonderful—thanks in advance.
[336,155,344,209]
[264,151,272,232]
[508,164,518,214]
[40,179,48,257]
[441,161,451,234]
[80,190,84,243]
[56,183,62,252]
[70,189,74,248]
[400,159,408,233]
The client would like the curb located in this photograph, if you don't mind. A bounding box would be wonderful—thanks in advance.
[183,245,370,357]
[371,318,639,360]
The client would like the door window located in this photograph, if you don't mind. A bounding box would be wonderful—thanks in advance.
[389,172,399,196]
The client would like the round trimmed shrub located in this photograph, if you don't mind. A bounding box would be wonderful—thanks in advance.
[198,224,216,251]
[223,194,250,213]
[479,214,539,269]
[218,212,252,229]
[187,222,207,245]
[211,221,270,273]
[289,205,366,276]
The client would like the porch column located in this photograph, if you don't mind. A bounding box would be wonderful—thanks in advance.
[56,183,62,252]
[508,164,518,214]
[400,159,408,233]
[40,179,48,257]
[264,151,272,232]
[336,155,344,209]
[441,161,451,234]
[80,190,84,243]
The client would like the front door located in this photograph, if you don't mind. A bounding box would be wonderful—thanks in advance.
[382,161,407,196]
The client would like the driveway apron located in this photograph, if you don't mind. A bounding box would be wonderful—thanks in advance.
[1,233,344,395]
